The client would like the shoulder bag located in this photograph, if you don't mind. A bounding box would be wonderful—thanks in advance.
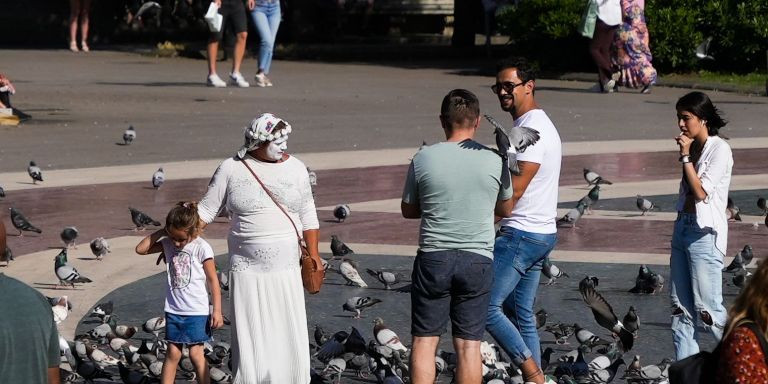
[579,0,598,38]
[240,159,324,294]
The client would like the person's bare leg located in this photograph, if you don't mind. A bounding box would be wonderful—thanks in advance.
[410,335,439,384]
[520,356,545,384]
[453,337,482,384]
[189,344,210,384]
[160,343,182,384]
[79,0,91,50]
[68,0,80,50]
[232,31,248,74]
[207,39,219,75]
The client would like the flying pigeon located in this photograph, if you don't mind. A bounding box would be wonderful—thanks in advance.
[334,204,350,223]
[695,36,714,60]
[727,197,742,221]
[724,244,753,272]
[9,207,42,236]
[152,167,164,189]
[1,246,12,266]
[129,207,161,230]
[134,1,161,21]
[542,257,569,285]
[628,265,664,294]
[557,202,586,228]
[331,235,354,258]
[314,327,367,362]
[373,317,408,352]
[366,268,400,289]
[579,285,634,352]
[583,168,612,186]
[484,114,541,175]
[90,237,111,260]
[636,195,657,215]
[54,248,92,288]
[758,197,767,215]
[623,306,640,337]
[343,296,382,319]
[339,258,367,287]
[60,227,79,248]
[123,125,136,145]
[28,160,43,184]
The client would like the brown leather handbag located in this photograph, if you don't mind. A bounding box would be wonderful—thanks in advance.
[241,159,324,294]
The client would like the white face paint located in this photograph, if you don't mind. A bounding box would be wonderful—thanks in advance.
[263,136,288,161]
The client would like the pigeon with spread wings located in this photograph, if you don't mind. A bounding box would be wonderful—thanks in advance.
[484,114,540,176]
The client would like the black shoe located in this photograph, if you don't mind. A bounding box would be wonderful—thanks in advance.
[12,108,31,121]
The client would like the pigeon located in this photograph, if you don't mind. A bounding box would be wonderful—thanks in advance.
[339,258,367,287]
[91,300,114,320]
[695,36,714,60]
[623,356,665,382]
[51,296,70,324]
[724,245,753,272]
[9,207,42,236]
[75,356,113,383]
[210,366,232,383]
[123,125,136,145]
[333,204,350,223]
[545,323,577,345]
[583,168,613,186]
[129,207,161,230]
[484,114,541,176]
[587,185,601,205]
[0,185,5,198]
[542,257,569,285]
[218,268,229,291]
[115,325,138,339]
[322,357,346,383]
[623,306,640,337]
[758,197,767,216]
[1,246,12,266]
[636,195,657,215]
[87,323,115,340]
[557,202,586,228]
[307,167,318,187]
[151,167,164,189]
[579,285,634,352]
[589,357,625,384]
[142,316,166,338]
[628,265,664,294]
[575,324,612,351]
[54,248,92,288]
[733,269,748,291]
[86,343,120,366]
[579,276,599,292]
[315,330,350,362]
[366,268,400,289]
[60,227,79,248]
[727,197,742,221]
[314,324,329,347]
[535,309,548,329]
[28,160,43,184]
[330,235,354,258]
[118,361,153,384]
[578,194,597,214]
[60,368,80,383]
[373,317,408,352]
[343,296,382,319]
[90,237,111,261]
[134,1,161,21]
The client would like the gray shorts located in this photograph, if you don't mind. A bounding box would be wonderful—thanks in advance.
[411,250,493,340]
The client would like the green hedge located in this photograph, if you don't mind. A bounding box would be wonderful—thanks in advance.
[496,0,768,73]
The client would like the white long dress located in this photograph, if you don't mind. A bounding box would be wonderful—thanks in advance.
[199,155,318,384]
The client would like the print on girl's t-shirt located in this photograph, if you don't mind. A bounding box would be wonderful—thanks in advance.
[169,249,193,289]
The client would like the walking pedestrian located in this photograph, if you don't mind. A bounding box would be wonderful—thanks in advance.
[207,0,254,87]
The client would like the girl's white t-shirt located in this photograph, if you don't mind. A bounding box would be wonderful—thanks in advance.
[161,237,215,316]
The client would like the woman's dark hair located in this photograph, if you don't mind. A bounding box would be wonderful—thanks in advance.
[166,201,201,236]
[676,91,727,136]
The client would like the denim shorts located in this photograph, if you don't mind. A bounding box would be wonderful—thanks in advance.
[165,312,211,345]
[411,250,493,340]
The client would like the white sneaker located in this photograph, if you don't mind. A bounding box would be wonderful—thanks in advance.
[229,72,250,88]
[207,74,227,88]
[254,72,268,87]
[603,79,616,93]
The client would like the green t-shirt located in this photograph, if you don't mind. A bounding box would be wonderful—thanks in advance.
[0,273,60,384]
[402,140,512,258]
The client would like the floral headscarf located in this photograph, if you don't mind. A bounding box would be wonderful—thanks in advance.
[236,113,292,159]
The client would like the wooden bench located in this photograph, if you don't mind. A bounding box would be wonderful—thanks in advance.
[340,0,455,35]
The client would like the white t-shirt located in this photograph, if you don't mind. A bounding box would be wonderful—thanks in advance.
[499,109,562,234]
[161,237,215,316]
[597,0,622,26]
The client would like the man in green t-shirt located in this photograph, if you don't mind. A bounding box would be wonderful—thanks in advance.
[0,219,62,384]
[402,89,514,384]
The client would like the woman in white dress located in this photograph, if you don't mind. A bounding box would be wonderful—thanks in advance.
[197,113,320,383]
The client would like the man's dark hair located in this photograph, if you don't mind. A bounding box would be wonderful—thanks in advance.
[440,89,480,127]
[496,57,538,84]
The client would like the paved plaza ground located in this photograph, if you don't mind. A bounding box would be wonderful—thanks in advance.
[1,49,767,382]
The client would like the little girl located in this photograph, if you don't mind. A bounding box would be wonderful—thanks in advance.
[135,201,223,384]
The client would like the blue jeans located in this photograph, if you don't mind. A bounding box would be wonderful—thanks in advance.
[669,212,727,360]
[250,1,281,74]
[486,226,557,367]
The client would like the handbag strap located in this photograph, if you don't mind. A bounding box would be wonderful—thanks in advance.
[239,158,303,242]
[740,321,768,366]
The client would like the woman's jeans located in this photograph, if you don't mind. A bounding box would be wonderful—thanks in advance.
[486,226,557,367]
[669,212,727,360]
[250,1,280,74]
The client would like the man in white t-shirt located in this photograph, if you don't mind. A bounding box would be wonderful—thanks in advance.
[485,57,561,384]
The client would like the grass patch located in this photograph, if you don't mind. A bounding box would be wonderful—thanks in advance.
[663,71,768,88]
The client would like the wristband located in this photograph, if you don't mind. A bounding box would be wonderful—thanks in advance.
[679,155,691,164]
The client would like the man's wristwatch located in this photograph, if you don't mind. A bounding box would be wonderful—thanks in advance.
[679,154,691,164]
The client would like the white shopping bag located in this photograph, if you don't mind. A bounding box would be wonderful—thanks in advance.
[204,2,223,33]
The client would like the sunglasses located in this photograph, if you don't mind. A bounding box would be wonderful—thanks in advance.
[491,81,527,94]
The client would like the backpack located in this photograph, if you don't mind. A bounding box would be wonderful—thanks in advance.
[669,321,768,384]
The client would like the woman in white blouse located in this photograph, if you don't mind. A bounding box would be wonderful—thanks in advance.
[198,113,320,383]
[670,91,733,360]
